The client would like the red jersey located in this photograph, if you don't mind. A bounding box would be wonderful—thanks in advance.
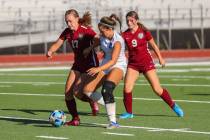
[59,25,99,73]
[122,27,153,66]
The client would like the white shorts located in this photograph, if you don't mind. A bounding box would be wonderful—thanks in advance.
[101,60,127,76]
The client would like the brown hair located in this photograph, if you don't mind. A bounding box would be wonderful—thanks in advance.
[109,14,122,32]
[65,9,92,27]
[126,11,148,31]
[98,16,116,29]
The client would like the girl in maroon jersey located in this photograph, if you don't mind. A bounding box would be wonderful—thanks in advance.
[119,11,184,119]
[47,9,101,126]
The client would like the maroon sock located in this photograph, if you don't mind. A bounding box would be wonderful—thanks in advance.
[79,95,90,102]
[65,98,79,119]
[160,89,175,108]
[123,91,133,114]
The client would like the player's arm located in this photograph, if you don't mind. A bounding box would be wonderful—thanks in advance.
[83,35,100,57]
[87,41,121,76]
[46,38,64,58]
[148,38,165,67]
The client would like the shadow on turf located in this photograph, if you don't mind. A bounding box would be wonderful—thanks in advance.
[134,113,176,118]
[187,93,210,96]
[0,117,50,126]
[0,108,108,117]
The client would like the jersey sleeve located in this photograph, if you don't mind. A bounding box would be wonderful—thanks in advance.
[85,27,96,39]
[59,28,68,40]
[145,30,153,41]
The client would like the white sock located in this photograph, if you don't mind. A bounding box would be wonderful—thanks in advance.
[86,92,105,105]
[105,102,116,123]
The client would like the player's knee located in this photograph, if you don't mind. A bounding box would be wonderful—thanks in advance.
[152,86,163,96]
[124,83,134,93]
[101,80,116,104]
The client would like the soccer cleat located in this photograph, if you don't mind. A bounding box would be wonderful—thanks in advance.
[106,122,120,129]
[89,100,99,116]
[173,103,184,117]
[119,112,134,119]
[64,118,80,126]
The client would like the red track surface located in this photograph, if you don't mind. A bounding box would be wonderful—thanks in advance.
[0,49,209,66]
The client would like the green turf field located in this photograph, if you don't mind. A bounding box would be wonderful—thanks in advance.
[0,65,210,140]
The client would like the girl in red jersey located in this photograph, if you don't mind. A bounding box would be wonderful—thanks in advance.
[47,9,100,126]
[119,11,184,119]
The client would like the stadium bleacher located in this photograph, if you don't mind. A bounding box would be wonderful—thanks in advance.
[0,0,209,52]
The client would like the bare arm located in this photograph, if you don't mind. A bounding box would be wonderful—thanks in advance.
[148,38,165,67]
[46,38,64,58]
[87,41,121,76]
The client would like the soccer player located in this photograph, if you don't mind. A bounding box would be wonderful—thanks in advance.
[82,16,127,129]
[119,11,184,119]
[46,9,100,126]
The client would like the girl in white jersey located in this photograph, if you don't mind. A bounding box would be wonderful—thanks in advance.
[79,16,127,129]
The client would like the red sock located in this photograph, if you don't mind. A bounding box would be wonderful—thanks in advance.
[80,95,90,102]
[160,89,175,108]
[65,98,79,119]
[123,91,132,114]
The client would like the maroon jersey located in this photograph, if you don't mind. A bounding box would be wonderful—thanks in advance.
[122,27,155,73]
[59,25,99,73]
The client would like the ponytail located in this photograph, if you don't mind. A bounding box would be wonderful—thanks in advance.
[110,14,122,32]
[137,22,148,31]
[79,11,92,27]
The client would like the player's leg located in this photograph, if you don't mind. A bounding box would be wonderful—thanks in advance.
[144,69,184,117]
[83,71,106,106]
[119,67,139,119]
[102,68,123,129]
[73,73,100,116]
[64,70,80,126]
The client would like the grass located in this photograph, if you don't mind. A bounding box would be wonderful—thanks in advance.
[0,65,210,140]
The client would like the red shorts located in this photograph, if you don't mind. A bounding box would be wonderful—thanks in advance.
[128,60,155,74]
[71,63,96,73]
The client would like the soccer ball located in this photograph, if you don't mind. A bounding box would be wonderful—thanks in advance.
[49,110,66,127]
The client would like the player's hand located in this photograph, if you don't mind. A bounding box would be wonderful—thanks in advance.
[46,51,53,59]
[87,67,101,76]
[159,57,166,68]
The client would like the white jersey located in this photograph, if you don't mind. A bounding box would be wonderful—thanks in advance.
[100,31,127,75]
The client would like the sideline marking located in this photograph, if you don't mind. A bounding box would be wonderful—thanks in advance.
[36,136,68,140]
[1,73,210,79]
[1,92,210,104]
[0,115,210,136]
[102,132,134,136]
[1,81,210,87]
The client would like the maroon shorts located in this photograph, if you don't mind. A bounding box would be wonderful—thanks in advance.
[128,60,155,74]
[71,62,98,73]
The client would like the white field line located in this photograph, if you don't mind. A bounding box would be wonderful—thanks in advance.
[36,136,69,140]
[0,115,210,136]
[1,81,210,87]
[0,81,64,85]
[159,75,210,79]
[0,73,66,77]
[148,128,190,132]
[0,67,70,72]
[0,85,12,87]
[119,83,210,87]
[102,132,134,136]
[0,63,210,72]
[157,68,210,73]
[1,73,210,79]
[115,97,210,104]
[1,92,210,104]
